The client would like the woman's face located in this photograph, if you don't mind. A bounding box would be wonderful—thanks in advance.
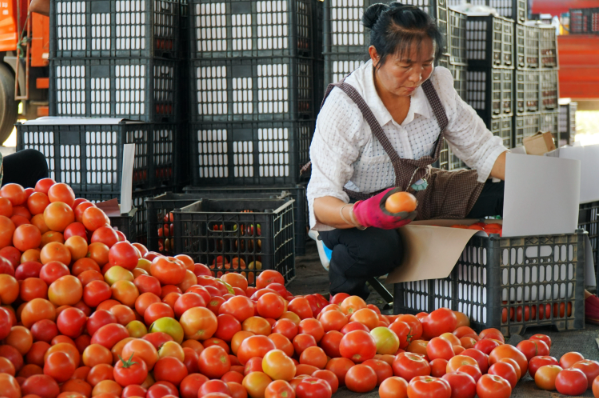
[370,37,435,98]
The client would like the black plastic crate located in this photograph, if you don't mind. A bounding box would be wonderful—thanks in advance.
[17,120,178,192]
[49,58,178,123]
[75,187,170,244]
[559,102,577,145]
[323,52,368,86]
[190,0,314,59]
[314,59,325,116]
[394,230,586,336]
[190,120,313,186]
[109,207,138,243]
[184,184,308,256]
[515,24,540,69]
[540,111,559,144]
[490,116,513,148]
[173,199,295,286]
[539,25,558,69]
[50,0,180,59]
[448,9,467,65]
[540,70,559,111]
[448,0,527,23]
[514,113,540,147]
[570,8,599,34]
[466,15,514,69]
[515,69,540,115]
[190,57,314,122]
[579,202,599,287]
[466,68,513,124]
[314,0,324,59]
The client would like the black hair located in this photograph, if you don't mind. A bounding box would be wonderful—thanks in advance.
[362,2,445,68]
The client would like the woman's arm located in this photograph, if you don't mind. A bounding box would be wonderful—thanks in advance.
[313,196,360,229]
[490,151,506,181]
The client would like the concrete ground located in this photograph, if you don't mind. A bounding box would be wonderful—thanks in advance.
[288,240,599,398]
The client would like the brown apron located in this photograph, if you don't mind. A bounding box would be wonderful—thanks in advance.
[321,75,484,221]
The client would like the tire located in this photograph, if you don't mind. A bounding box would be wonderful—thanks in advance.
[0,63,18,145]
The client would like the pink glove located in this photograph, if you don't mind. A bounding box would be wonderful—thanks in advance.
[352,187,418,230]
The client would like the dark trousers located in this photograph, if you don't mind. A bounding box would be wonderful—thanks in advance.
[319,180,505,299]
[2,149,49,188]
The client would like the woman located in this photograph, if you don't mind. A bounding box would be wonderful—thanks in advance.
[1,149,48,187]
[308,2,508,299]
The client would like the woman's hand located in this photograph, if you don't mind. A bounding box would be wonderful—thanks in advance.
[353,188,417,229]
[490,151,507,181]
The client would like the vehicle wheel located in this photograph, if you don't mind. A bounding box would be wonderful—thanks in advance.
[0,63,18,145]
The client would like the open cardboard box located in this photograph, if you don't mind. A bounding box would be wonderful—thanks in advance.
[386,153,595,290]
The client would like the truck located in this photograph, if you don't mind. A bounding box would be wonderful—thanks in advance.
[0,0,50,144]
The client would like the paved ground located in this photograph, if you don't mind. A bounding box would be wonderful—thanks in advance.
[289,240,599,398]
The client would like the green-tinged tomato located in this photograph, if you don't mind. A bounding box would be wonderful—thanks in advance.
[149,317,184,344]
[126,320,148,338]
[104,266,134,285]
[136,258,152,273]
[370,327,400,355]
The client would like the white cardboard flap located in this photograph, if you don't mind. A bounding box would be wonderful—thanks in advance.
[546,144,599,204]
[120,144,135,214]
[503,153,581,237]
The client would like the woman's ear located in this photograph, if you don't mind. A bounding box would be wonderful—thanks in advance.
[368,46,380,68]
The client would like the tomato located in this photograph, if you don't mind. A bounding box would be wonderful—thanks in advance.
[528,356,559,378]
[0,216,16,250]
[461,348,489,374]
[528,333,551,347]
[213,314,242,342]
[178,307,217,341]
[91,323,129,350]
[271,319,298,341]
[488,361,518,388]
[49,275,83,306]
[474,338,500,355]
[318,309,348,333]
[319,330,343,358]
[571,359,599,384]
[533,364,563,391]
[256,270,285,289]
[362,358,393,386]
[422,308,457,339]
[555,368,588,396]
[479,328,505,344]
[198,345,231,379]
[296,376,332,398]
[325,357,354,387]
[265,380,295,398]
[489,345,528,376]
[173,292,205,318]
[369,327,400,356]
[476,374,511,398]
[1,183,26,205]
[122,385,148,398]
[339,296,367,316]
[560,352,585,369]
[13,224,42,251]
[311,369,339,394]
[237,335,276,365]
[242,371,273,398]
[379,376,408,398]
[407,376,451,398]
[179,374,209,398]
[261,349,296,381]
[21,374,61,398]
[392,352,431,382]
[81,207,110,231]
[339,330,377,363]
[593,375,599,398]
[113,354,148,387]
[43,351,76,382]
[385,191,417,213]
[425,337,454,361]
[122,339,159,371]
[516,339,549,361]
[153,357,188,386]
[24,341,47,367]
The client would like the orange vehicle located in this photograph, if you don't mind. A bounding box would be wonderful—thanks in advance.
[0,0,50,143]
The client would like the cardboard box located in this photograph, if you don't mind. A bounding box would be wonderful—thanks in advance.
[523,131,556,156]
[546,144,599,204]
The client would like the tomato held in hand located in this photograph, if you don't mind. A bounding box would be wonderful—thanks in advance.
[408,376,451,398]
[555,368,588,396]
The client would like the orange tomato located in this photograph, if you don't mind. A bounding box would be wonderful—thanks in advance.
[47,183,76,208]
[385,191,417,213]
[40,242,71,265]
[43,202,75,232]
[12,224,42,252]
[262,349,296,381]
[0,216,16,249]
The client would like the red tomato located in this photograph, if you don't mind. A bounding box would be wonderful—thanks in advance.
[153,357,188,386]
[109,242,140,271]
[180,374,209,398]
[488,362,518,388]
[320,330,343,358]
[114,354,148,387]
[265,380,295,398]
[478,328,505,344]
[442,372,476,398]
[474,338,501,355]
[56,307,87,338]
[392,352,431,382]
[560,352,585,369]
[528,356,559,378]
[21,374,61,398]
[43,351,76,382]
[198,346,231,379]
[91,323,129,349]
[529,334,551,348]
[422,308,457,339]
[325,358,354,387]
[476,374,511,398]
[461,348,490,374]
[408,376,451,398]
[429,358,448,377]
[339,330,377,363]
[555,368,588,396]
[344,365,377,393]
[516,339,549,361]
[361,359,393,386]
[311,369,339,394]
[426,337,455,361]
[571,359,599,383]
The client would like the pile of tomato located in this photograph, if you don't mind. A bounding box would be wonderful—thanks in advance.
[450,222,503,236]
[1,179,599,398]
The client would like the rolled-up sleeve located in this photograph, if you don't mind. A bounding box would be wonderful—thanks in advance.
[307,88,364,231]
[435,68,508,182]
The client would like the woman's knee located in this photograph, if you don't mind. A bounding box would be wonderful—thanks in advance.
[354,229,403,267]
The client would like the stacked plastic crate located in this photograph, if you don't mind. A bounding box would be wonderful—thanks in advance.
[463,13,515,150]
[17,1,185,243]
[559,100,577,146]
[570,7,599,34]
[185,0,316,256]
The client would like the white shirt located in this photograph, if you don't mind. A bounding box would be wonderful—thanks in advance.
[307,61,507,231]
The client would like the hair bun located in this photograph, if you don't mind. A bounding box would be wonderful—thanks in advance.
[362,3,389,29]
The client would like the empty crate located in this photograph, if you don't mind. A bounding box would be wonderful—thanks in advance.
[540,70,559,111]
[16,119,178,191]
[448,0,527,23]
[50,0,180,58]
[448,9,467,65]
[190,0,315,58]
[515,69,540,114]
[466,15,514,69]
[190,57,314,122]
[559,102,577,146]
[49,58,178,122]
[190,120,314,186]
[466,68,513,124]
[394,230,586,336]
[323,53,368,86]
[448,63,467,99]
[515,24,540,69]
[173,198,296,285]
[490,116,513,148]
[540,111,559,143]
[514,113,540,146]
